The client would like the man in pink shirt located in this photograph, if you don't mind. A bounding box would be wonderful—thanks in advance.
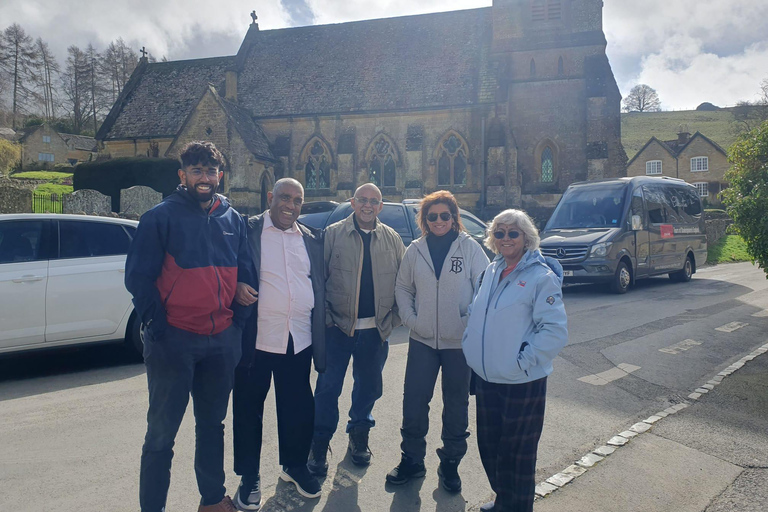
[232,178,326,510]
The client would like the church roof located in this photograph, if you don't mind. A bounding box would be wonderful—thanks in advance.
[238,8,493,117]
[99,56,234,140]
[215,92,275,161]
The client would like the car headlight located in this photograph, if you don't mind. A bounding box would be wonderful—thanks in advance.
[589,242,612,258]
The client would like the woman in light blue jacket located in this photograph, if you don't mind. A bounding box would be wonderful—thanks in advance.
[462,209,568,512]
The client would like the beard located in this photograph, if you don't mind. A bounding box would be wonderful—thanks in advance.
[186,183,217,203]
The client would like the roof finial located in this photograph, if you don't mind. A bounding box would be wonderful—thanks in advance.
[140,46,148,59]
[250,11,258,24]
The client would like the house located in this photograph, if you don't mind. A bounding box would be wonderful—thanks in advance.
[626,130,729,204]
[97,0,627,215]
[18,124,98,170]
[0,127,17,141]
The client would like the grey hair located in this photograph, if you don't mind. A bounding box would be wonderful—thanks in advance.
[272,178,303,196]
[484,209,541,254]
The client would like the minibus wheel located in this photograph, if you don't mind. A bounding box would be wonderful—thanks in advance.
[670,254,693,283]
[610,261,631,294]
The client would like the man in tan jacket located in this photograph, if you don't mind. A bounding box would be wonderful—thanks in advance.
[307,183,405,476]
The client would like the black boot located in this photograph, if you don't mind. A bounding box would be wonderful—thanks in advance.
[385,454,426,485]
[307,439,330,477]
[437,458,462,492]
[348,428,372,466]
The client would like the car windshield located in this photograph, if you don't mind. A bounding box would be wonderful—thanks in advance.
[546,183,628,229]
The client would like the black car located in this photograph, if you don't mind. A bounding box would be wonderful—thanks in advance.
[298,199,490,253]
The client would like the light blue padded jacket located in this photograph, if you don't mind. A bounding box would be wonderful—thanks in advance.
[461,249,568,384]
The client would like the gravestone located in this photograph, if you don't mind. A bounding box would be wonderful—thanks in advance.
[0,184,32,213]
[120,186,162,217]
[63,189,111,215]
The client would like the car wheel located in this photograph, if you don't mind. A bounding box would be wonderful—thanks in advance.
[670,255,693,283]
[610,261,631,294]
[128,313,144,355]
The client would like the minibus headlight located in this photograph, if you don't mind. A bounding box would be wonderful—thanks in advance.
[589,242,612,258]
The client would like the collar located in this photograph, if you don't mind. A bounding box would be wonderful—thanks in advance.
[264,210,300,234]
[342,213,379,236]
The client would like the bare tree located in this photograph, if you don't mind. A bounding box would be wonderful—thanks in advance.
[0,24,41,129]
[60,45,91,134]
[622,84,662,113]
[33,38,59,121]
[731,77,768,133]
[100,38,138,104]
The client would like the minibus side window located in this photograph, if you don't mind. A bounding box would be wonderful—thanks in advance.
[631,188,646,228]
[644,185,666,224]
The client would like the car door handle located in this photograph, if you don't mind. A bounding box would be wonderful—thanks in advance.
[12,275,44,283]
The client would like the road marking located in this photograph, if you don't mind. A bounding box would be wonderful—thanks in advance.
[578,363,641,386]
[660,339,701,355]
[752,310,768,318]
[716,321,749,333]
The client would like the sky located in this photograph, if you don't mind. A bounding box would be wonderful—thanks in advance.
[2,0,768,111]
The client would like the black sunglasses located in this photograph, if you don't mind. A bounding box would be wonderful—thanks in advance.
[493,230,521,240]
[426,212,452,222]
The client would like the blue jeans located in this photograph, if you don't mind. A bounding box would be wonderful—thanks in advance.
[139,323,242,512]
[313,326,389,441]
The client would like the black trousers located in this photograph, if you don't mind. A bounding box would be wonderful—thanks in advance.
[233,337,314,476]
[476,376,547,512]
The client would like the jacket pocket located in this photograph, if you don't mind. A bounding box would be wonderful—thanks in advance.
[412,312,435,339]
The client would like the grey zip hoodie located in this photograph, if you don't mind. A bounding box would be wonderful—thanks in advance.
[395,231,489,350]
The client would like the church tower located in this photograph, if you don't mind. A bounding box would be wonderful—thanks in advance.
[491,0,625,214]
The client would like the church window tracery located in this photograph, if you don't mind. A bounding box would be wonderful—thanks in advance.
[302,138,331,189]
[541,146,554,183]
[366,135,398,187]
[436,131,469,186]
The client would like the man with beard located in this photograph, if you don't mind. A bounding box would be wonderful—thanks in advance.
[126,141,255,512]
[232,178,325,510]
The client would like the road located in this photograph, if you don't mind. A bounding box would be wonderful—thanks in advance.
[1,262,766,512]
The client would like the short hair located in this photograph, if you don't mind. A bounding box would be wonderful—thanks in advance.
[484,209,540,254]
[179,141,225,169]
[416,190,464,235]
[272,178,304,196]
[354,183,382,199]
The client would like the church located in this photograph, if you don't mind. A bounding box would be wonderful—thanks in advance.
[96,0,627,217]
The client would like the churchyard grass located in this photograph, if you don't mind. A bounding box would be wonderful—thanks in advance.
[707,235,752,264]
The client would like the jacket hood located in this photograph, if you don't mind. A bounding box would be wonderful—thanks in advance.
[493,249,564,284]
[166,185,231,216]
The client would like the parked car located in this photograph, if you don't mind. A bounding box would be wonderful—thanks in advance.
[299,199,491,254]
[539,176,707,294]
[0,213,142,356]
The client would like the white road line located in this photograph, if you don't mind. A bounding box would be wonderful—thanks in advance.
[660,339,702,355]
[716,321,749,333]
[578,363,641,386]
[752,310,768,318]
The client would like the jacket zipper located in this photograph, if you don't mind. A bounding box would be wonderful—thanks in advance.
[480,263,495,381]
[435,278,439,349]
[349,230,364,337]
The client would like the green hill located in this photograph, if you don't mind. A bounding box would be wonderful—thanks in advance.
[621,109,739,160]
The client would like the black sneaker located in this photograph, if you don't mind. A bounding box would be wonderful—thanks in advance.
[348,428,372,466]
[308,439,330,477]
[437,459,462,492]
[234,474,261,511]
[385,455,426,485]
[280,465,322,498]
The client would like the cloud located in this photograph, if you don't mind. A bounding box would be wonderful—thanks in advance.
[282,0,316,26]
[307,0,489,25]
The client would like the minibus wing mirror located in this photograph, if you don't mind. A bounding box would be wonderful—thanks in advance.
[631,214,643,231]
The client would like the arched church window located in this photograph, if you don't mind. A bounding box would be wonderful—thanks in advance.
[436,131,469,187]
[302,138,331,189]
[542,146,554,183]
[558,56,564,76]
[367,135,398,188]
[530,58,536,78]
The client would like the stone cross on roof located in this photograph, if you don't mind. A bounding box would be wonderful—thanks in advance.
[250,11,258,24]
[140,46,147,58]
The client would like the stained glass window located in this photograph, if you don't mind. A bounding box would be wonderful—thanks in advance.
[542,146,554,183]
[437,132,468,186]
[368,136,398,187]
[304,139,330,189]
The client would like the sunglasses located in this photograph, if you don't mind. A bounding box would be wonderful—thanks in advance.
[493,230,521,240]
[353,197,381,206]
[426,212,453,222]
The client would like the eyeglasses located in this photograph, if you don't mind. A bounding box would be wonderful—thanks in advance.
[354,197,381,206]
[185,169,219,178]
[427,212,453,222]
[493,230,521,240]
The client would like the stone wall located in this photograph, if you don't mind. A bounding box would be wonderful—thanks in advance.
[0,183,33,213]
[704,211,732,247]
[63,189,112,215]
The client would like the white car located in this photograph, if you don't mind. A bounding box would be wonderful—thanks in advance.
[0,213,142,356]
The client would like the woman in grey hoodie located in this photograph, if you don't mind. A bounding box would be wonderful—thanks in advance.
[387,191,489,492]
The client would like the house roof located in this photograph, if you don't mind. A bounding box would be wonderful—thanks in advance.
[99,56,234,140]
[0,127,17,140]
[627,131,727,166]
[237,8,494,117]
[61,133,98,152]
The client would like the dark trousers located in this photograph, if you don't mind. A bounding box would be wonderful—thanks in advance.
[476,376,547,512]
[313,326,389,441]
[139,323,242,512]
[233,337,314,476]
[400,338,471,463]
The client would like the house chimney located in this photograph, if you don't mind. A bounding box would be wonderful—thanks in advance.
[677,130,690,145]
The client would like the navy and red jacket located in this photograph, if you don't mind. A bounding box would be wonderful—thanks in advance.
[125,185,255,336]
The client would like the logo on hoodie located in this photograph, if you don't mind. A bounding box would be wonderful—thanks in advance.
[450,257,464,274]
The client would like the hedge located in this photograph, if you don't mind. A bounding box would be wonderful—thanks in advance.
[74,157,179,212]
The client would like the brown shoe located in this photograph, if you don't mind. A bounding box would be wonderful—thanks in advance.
[198,496,237,512]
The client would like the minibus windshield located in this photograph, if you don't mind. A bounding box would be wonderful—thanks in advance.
[546,183,628,229]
